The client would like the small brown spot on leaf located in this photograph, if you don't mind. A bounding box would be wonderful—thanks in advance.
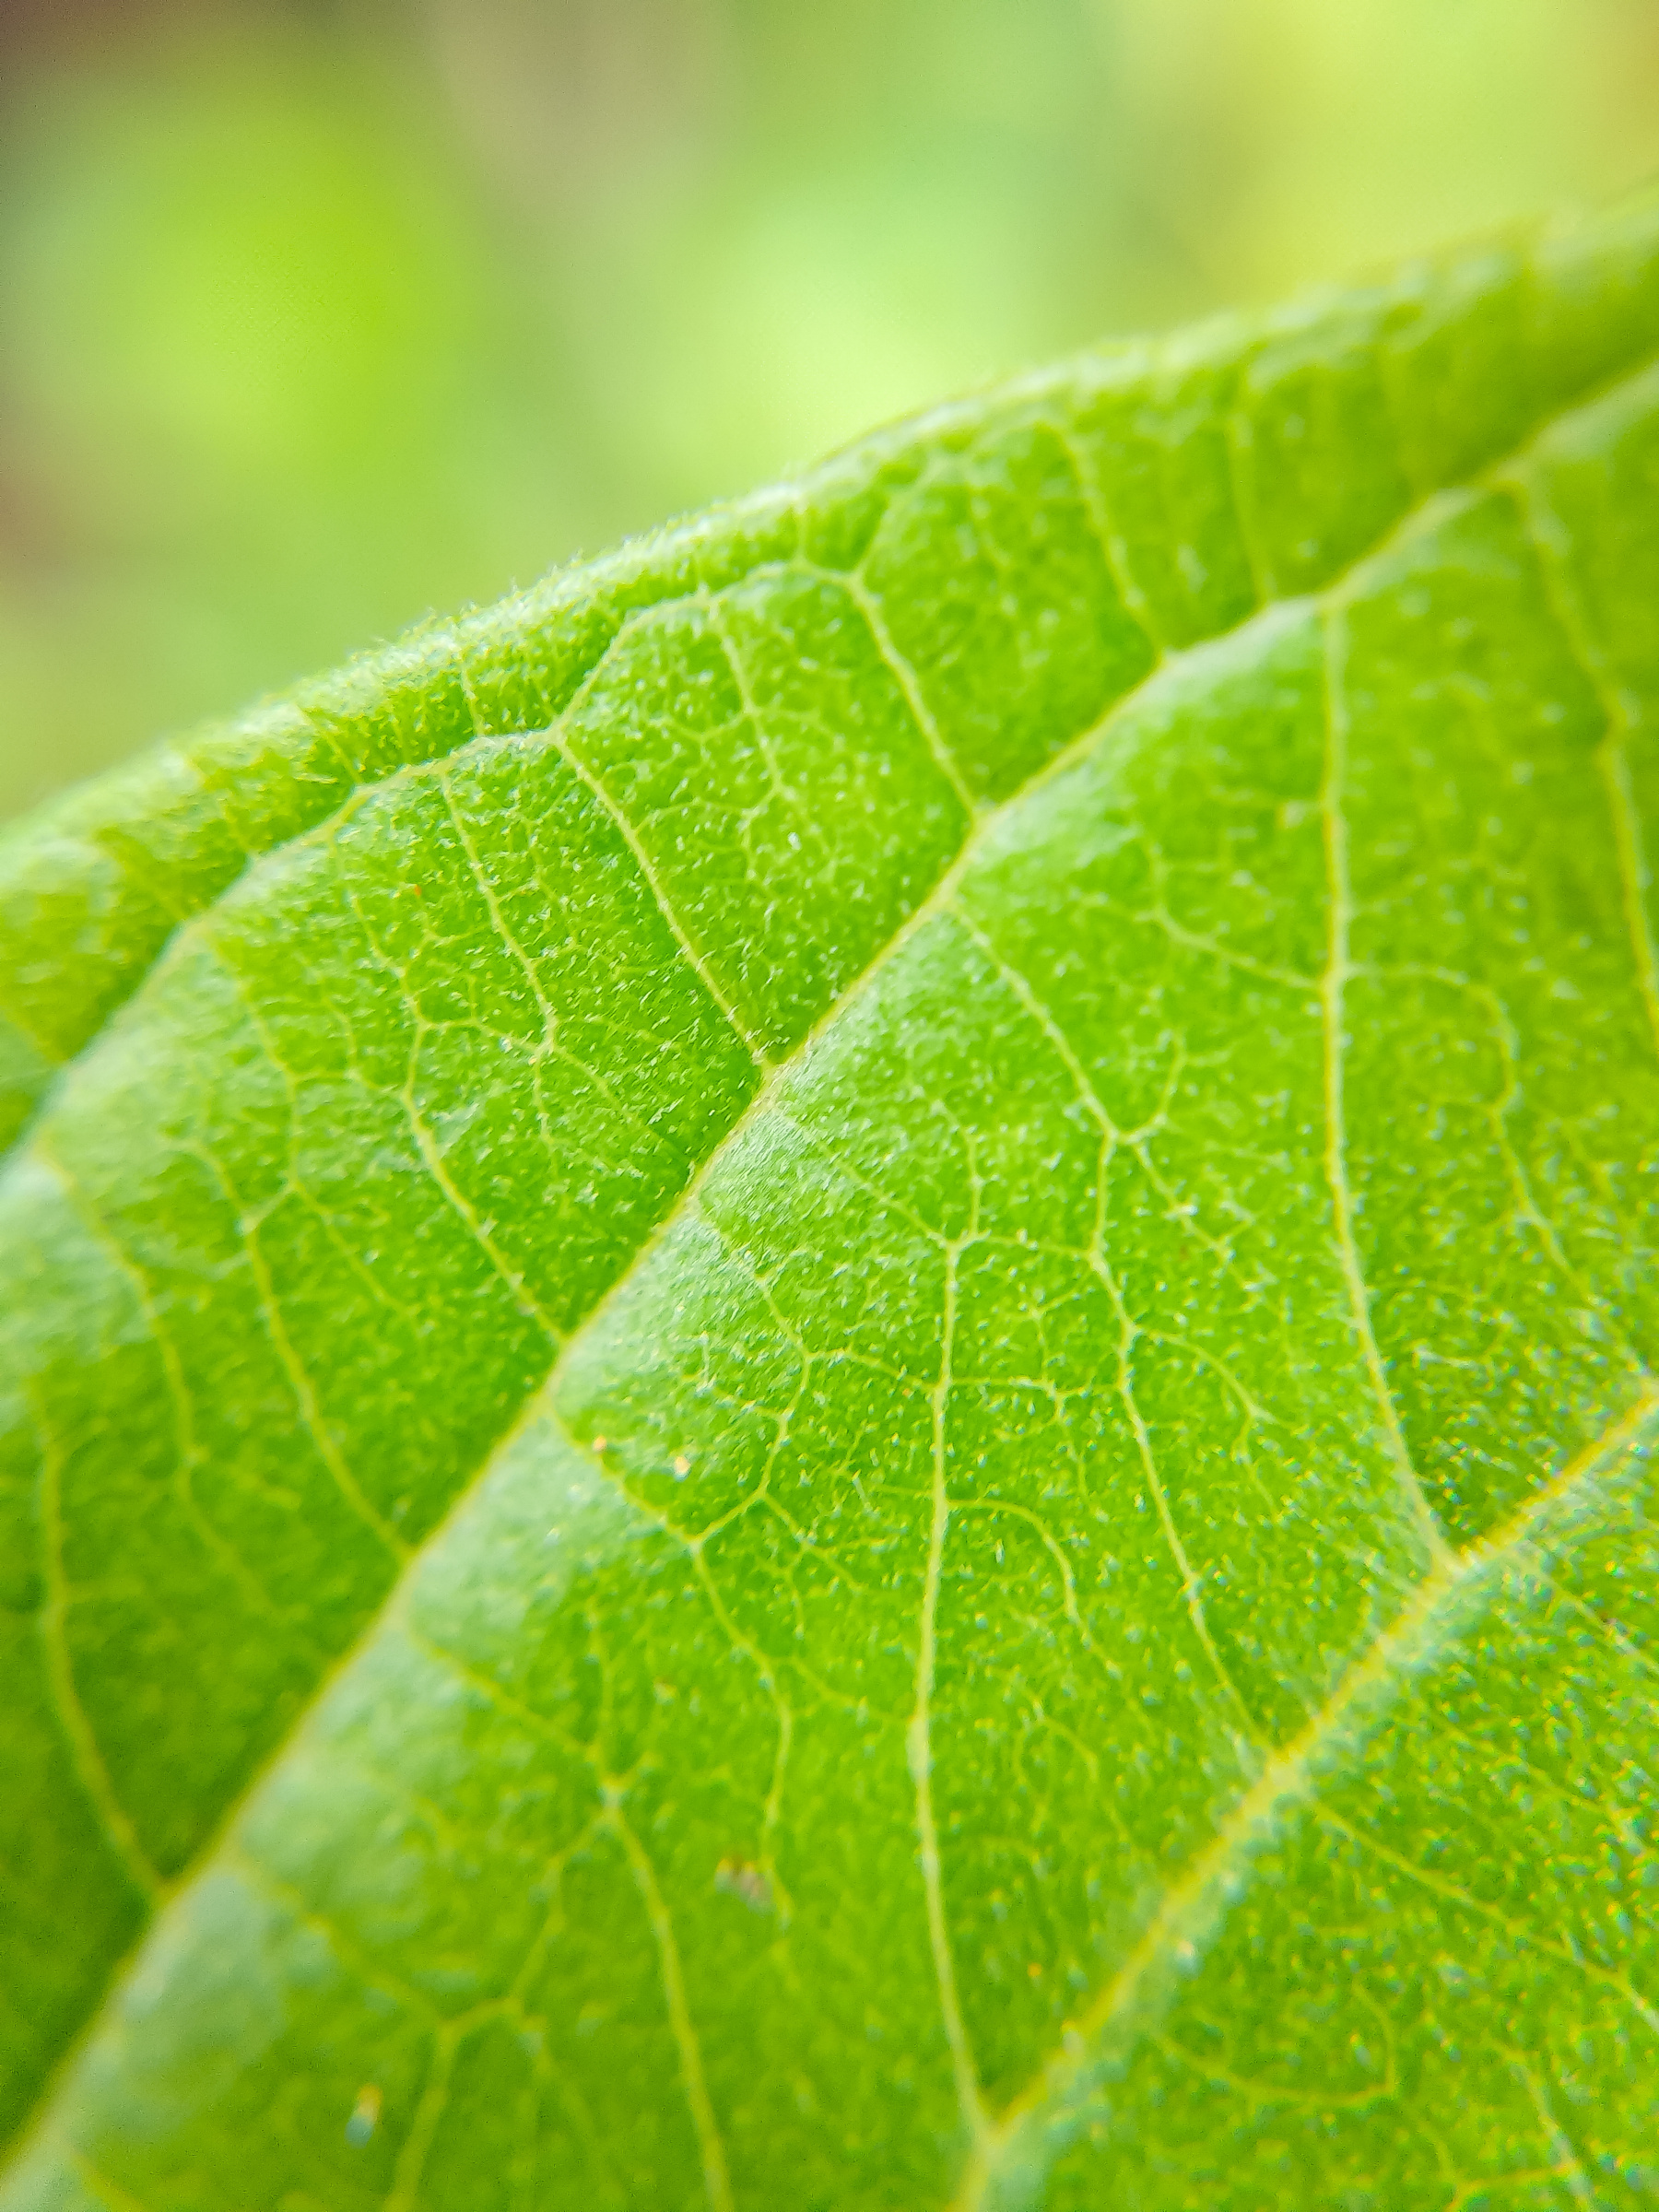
[715,1856,772,1913]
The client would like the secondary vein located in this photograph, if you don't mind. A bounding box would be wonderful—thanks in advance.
[949,1380,1659,2212]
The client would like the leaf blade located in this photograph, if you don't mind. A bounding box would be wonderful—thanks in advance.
[5,204,1659,2206]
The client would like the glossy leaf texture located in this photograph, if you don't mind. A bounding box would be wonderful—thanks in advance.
[5,201,1659,2211]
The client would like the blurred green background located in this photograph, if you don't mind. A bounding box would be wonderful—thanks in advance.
[3,0,1658,823]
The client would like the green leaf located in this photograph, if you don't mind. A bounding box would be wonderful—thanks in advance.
[6,200,1659,2209]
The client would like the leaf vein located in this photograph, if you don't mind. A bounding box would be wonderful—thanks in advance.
[1500,461,1659,1069]
[606,1798,735,2212]
[14,326,1659,2191]
[1316,601,1452,1568]
[28,1388,165,1909]
[950,1380,1659,2211]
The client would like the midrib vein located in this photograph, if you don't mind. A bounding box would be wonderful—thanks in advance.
[948,1382,1659,2212]
[8,339,1659,2187]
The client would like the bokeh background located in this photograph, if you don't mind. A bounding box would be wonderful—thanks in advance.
[3,0,1658,823]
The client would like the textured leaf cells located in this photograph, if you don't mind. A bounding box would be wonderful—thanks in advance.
[3,203,1659,2208]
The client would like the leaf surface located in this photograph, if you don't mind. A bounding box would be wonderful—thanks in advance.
[5,205,1659,2210]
